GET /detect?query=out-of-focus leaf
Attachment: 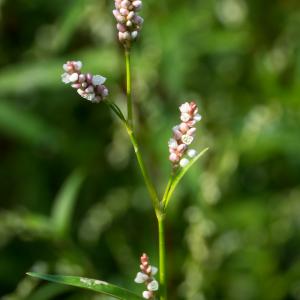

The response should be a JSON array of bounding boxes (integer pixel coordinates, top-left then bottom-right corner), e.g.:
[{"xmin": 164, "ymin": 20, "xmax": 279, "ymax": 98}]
[
  {"xmin": 51, "ymin": 170, "xmax": 85, "ymax": 238},
  {"xmin": 51, "ymin": 0, "xmax": 85, "ymax": 53},
  {"xmin": 27, "ymin": 273, "xmax": 143, "ymax": 300},
  {"xmin": 0, "ymin": 100, "xmax": 61, "ymax": 147},
  {"xmin": 0, "ymin": 49, "xmax": 119, "ymax": 94},
  {"xmin": 163, "ymin": 148, "xmax": 209, "ymax": 209}
]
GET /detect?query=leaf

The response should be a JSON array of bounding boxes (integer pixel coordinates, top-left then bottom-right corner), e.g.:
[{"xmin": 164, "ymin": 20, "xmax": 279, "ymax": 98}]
[
  {"xmin": 51, "ymin": 0, "xmax": 85, "ymax": 53},
  {"xmin": 51, "ymin": 169, "xmax": 85, "ymax": 238},
  {"xmin": 163, "ymin": 148, "xmax": 209, "ymax": 209},
  {"xmin": 26, "ymin": 273, "xmax": 143, "ymax": 300},
  {"xmin": 0, "ymin": 49, "xmax": 119, "ymax": 94},
  {"xmin": 106, "ymin": 101, "xmax": 126, "ymax": 123},
  {"xmin": 0, "ymin": 100, "xmax": 61, "ymax": 148}
]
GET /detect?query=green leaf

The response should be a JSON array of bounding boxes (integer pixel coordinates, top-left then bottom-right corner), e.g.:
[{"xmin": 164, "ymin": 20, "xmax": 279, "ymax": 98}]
[
  {"xmin": 106, "ymin": 101, "xmax": 126, "ymax": 123},
  {"xmin": 0, "ymin": 100, "xmax": 61, "ymax": 148},
  {"xmin": 51, "ymin": 0, "xmax": 85, "ymax": 53},
  {"xmin": 163, "ymin": 148, "xmax": 209, "ymax": 209},
  {"xmin": 51, "ymin": 170, "xmax": 85, "ymax": 238},
  {"xmin": 26, "ymin": 273, "xmax": 143, "ymax": 300}
]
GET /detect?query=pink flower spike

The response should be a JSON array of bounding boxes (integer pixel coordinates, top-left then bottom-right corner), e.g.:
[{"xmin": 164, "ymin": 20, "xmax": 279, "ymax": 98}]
[
  {"xmin": 113, "ymin": 0, "xmax": 144, "ymax": 48},
  {"xmin": 134, "ymin": 253, "xmax": 159, "ymax": 299},
  {"xmin": 61, "ymin": 60, "xmax": 108, "ymax": 103},
  {"xmin": 168, "ymin": 101, "xmax": 202, "ymax": 168}
]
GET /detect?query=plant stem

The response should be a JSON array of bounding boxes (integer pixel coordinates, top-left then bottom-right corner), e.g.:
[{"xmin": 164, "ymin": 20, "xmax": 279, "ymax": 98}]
[
  {"xmin": 158, "ymin": 215, "xmax": 167, "ymax": 300},
  {"xmin": 126, "ymin": 126, "xmax": 161, "ymax": 215},
  {"xmin": 125, "ymin": 49, "xmax": 133, "ymax": 128},
  {"xmin": 124, "ymin": 46, "xmax": 167, "ymax": 300}
]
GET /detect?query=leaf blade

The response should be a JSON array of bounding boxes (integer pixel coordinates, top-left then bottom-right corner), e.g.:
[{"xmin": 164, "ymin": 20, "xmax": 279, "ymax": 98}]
[
  {"xmin": 51, "ymin": 169, "xmax": 85, "ymax": 238},
  {"xmin": 27, "ymin": 273, "xmax": 143, "ymax": 300},
  {"xmin": 163, "ymin": 147, "xmax": 209, "ymax": 209}
]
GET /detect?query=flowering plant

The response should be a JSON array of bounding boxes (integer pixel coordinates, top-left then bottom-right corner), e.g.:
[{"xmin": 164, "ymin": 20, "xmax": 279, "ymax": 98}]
[{"xmin": 27, "ymin": 1, "xmax": 208, "ymax": 299}]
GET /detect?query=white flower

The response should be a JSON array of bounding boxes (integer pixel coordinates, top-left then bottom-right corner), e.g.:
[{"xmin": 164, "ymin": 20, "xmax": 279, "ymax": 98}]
[
  {"xmin": 179, "ymin": 102, "xmax": 190, "ymax": 113},
  {"xmin": 179, "ymin": 158, "xmax": 189, "ymax": 168},
  {"xmin": 92, "ymin": 75, "xmax": 106, "ymax": 86},
  {"xmin": 150, "ymin": 266, "xmax": 158, "ymax": 276},
  {"xmin": 133, "ymin": 0, "xmax": 142, "ymax": 9},
  {"xmin": 63, "ymin": 64, "xmax": 69, "ymax": 72},
  {"xmin": 168, "ymin": 138, "xmax": 178, "ymax": 149},
  {"xmin": 134, "ymin": 272, "xmax": 148, "ymax": 283},
  {"xmin": 74, "ymin": 61, "xmax": 82, "ymax": 70},
  {"xmin": 86, "ymin": 93, "xmax": 96, "ymax": 102},
  {"xmin": 142, "ymin": 291, "xmax": 152, "ymax": 299},
  {"xmin": 147, "ymin": 280, "xmax": 159, "ymax": 291},
  {"xmin": 131, "ymin": 31, "xmax": 138, "ymax": 39},
  {"xmin": 77, "ymin": 89, "xmax": 85, "ymax": 97},
  {"xmin": 194, "ymin": 113, "xmax": 202, "ymax": 122},
  {"xmin": 187, "ymin": 149, "xmax": 197, "ymax": 158},
  {"xmin": 69, "ymin": 73, "xmax": 79, "ymax": 82},
  {"xmin": 61, "ymin": 73, "xmax": 71, "ymax": 84},
  {"xmin": 181, "ymin": 113, "xmax": 190, "ymax": 122},
  {"xmin": 182, "ymin": 134, "xmax": 194, "ymax": 145}
]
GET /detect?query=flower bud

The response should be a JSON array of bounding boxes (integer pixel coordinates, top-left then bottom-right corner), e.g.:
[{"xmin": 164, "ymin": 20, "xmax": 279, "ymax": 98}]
[
  {"xmin": 168, "ymin": 101, "xmax": 202, "ymax": 167},
  {"xmin": 61, "ymin": 61, "xmax": 108, "ymax": 103},
  {"xmin": 113, "ymin": 0, "xmax": 143, "ymax": 48}
]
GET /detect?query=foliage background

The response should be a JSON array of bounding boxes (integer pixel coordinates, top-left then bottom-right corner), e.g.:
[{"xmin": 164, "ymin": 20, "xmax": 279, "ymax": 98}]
[{"xmin": 0, "ymin": 0, "xmax": 300, "ymax": 299}]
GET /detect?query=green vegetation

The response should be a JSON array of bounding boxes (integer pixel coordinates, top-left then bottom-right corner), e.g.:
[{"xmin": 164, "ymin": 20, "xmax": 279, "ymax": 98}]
[{"xmin": 0, "ymin": 0, "xmax": 300, "ymax": 299}]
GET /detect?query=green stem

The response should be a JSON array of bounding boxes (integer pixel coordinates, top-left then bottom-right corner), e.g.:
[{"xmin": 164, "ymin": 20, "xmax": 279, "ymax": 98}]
[
  {"xmin": 125, "ymin": 50, "xmax": 133, "ymax": 128},
  {"xmin": 123, "ymin": 46, "xmax": 167, "ymax": 299},
  {"xmin": 126, "ymin": 126, "xmax": 161, "ymax": 215},
  {"xmin": 158, "ymin": 215, "xmax": 167, "ymax": 300}
]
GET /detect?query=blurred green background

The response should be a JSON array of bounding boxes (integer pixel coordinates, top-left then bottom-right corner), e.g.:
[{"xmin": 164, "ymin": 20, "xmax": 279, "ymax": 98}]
[{"xmin": 0, "ymin": 0, "xmax": 300, "ymax": 299}]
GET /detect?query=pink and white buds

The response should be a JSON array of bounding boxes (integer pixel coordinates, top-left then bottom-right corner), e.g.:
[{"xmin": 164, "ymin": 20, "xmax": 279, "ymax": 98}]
[
  {"xmin": 113, "ymin": 0, "xmax": 144, "ymax": 48},
  {"xmin": 168, "ymin": 101, "xmax": 202, "ymax": 168},
  {"xmin": 61, "ymin": 61, "xmax": 108, "ymax": 103},
  {"xmin": 134, "ymin": 253, "xmax": 159, "ymax": 299}
]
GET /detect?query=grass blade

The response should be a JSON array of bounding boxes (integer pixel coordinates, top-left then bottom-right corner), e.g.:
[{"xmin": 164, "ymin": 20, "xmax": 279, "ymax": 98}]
[
  {"xmin": 51, "ymin": 169, "xmax": 85, "ymax": 238},
  {"xmin": 27, "ymin": 273, "xmax": 143, "ymax": 300},
  {"xmin": 163, "ymin": 148, "xmax": 209, "ymax": 209}
]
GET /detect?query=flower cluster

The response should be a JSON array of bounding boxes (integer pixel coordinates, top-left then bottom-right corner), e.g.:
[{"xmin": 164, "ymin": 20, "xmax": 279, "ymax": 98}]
[
  {"xmin": 134, "ymin": 253, "xmax": 159, "ymax": 299},
  {"xmin": 113, "ymin": 0, "xmax": 144, "ymax": 47},
  {"xmin": 168, "ymin": 101, "xmax": 202, "ymax": 168},
  {"xmin": 61, "ymin": 61, "xmax": 108, "ymax": 103}
]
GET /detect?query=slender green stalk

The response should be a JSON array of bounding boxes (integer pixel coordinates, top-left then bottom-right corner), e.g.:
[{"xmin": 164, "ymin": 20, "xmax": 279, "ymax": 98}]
[
  {"xmin": 125, "ymin": 50, "xmax": 133, "ymax": 128},
  {"xmin": 126, "ymin": 125, "xmax": 161, "ymax": 215},
  {"xmin": 158, "ymin": 215, "xmax": 167, "ymax": 300},
  {"xmin": 124, "ymin": 47, "xmax": 167, "ymax": 300}
]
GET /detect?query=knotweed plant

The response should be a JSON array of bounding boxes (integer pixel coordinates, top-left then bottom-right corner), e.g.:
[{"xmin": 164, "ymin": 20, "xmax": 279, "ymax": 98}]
[{"xmin": 27, "ymin": 1, "xmax": 208, "ymax": 299}]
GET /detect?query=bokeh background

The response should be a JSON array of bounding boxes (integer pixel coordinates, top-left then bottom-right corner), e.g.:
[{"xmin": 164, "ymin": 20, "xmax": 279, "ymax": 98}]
[{"xmin": 0, "ymin": 0, "xmax": 300, "ymax": 299}]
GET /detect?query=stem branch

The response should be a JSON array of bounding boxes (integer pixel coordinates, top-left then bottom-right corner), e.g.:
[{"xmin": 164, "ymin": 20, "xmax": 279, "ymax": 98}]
[
  {"xmin": 126, "ymin": 126, "xmax": 161, "ymax": 215},
  {"xmin": 125, "ymin": 50, "xmax": 133, "ymax": 128},
  {"xmin": 158, "ymin": 215, "xmax": 167, "ymax": 300},
  {"xmin": 124, "ymin": 47, "xmax": 166, "ymax": 300}
]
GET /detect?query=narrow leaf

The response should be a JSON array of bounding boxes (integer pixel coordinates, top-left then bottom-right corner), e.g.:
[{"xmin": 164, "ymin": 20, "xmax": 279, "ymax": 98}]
[
  {"xmin": 163, "ymin": 148, "xmax": 209, "ymax": 209},
  {"xmin": 0, "ymin": 100, "xmax": 61, "ymax": 148},
  {"xmin": 51, "ymin": 170, "xmax": 85, "ymax": 238},
  {"xmin": 106, "ymin": 101, "xmax": 126, "ymax": 122},
  {"xmin": 26, "ymin": 273, "xmax": 143, "ymax": 300}
]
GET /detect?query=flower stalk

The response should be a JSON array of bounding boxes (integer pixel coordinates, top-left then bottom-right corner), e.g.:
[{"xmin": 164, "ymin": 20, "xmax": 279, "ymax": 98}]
[
  {"xmin": 158, "ymin": 215, "xmax": 167, "ymax": 300},
  {"xmin": 125, "ymin": 125, "xmax": 161, "ymax": 216},
  {"xmin": 125, "ymin": 50, "xmax": 133, "ymax": 128},
  {"xmin": 59, "ymin": 3, "xmax": 207, "ymax": 299}
]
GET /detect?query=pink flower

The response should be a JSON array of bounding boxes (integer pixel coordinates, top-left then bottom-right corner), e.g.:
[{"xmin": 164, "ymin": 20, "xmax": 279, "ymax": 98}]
[
  {"xmin": 134, "ymin": 253, "xmax": 159, "ymax": 299},
  {"xmin": 61, "ymin": 61, "xmax": 108, "ymax": 103},
  {"xmin": 113, "ymin": 0, "xmax": 144, "ymax": 47},
  {"xmin": 168, "ymin": 101, "xmax": 202, "ymax": 168}
]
